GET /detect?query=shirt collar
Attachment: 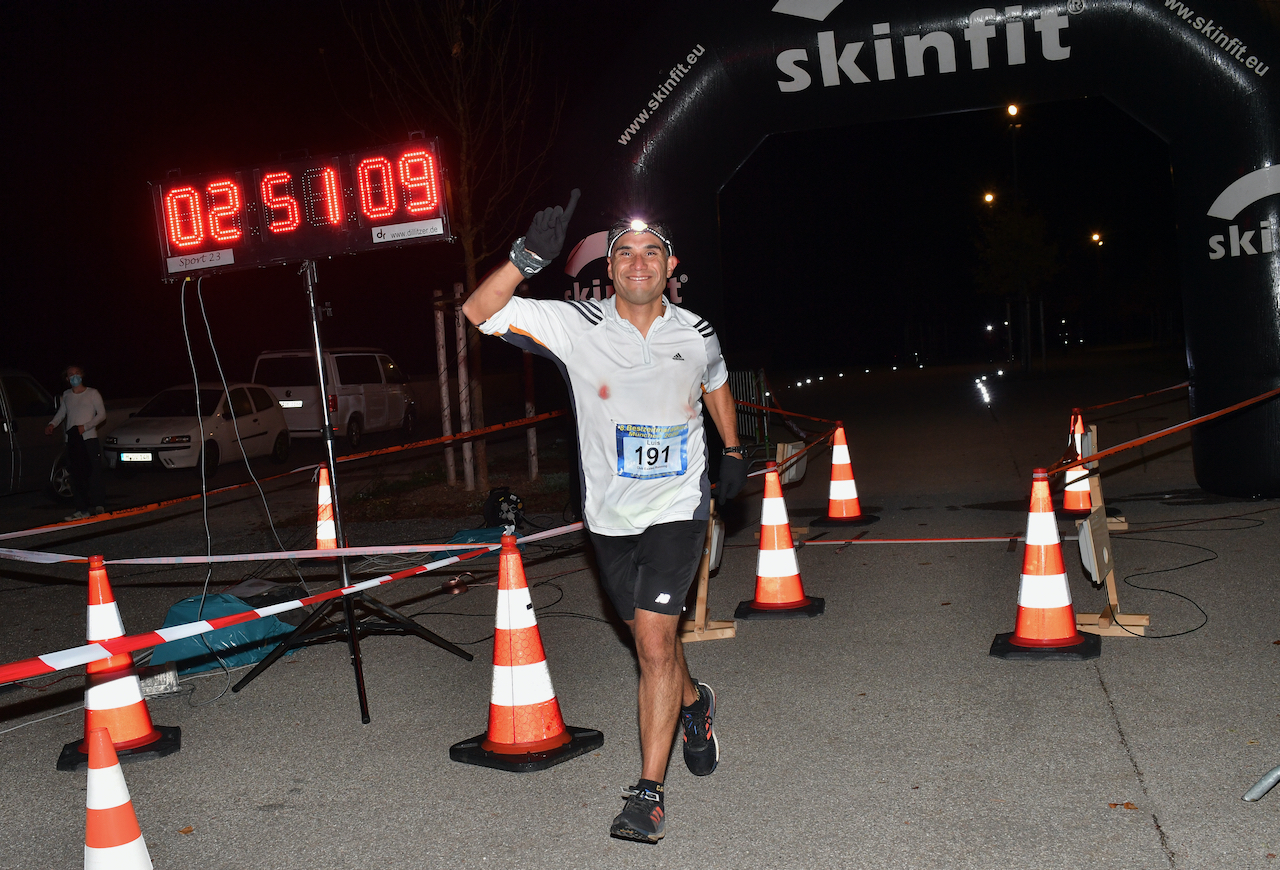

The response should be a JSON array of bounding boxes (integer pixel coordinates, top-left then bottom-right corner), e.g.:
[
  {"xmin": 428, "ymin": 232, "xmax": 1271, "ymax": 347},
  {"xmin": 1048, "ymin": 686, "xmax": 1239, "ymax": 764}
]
[{"xmin": 604, "ymin": 294, "xmax": 670, "ymax": 322}]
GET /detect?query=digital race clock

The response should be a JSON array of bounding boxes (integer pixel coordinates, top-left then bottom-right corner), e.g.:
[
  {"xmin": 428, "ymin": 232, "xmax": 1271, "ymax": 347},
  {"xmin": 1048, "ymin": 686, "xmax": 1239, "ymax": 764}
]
[{"xmin": 149, "ymin": 139, "xmax": 452, "ymax": 279}]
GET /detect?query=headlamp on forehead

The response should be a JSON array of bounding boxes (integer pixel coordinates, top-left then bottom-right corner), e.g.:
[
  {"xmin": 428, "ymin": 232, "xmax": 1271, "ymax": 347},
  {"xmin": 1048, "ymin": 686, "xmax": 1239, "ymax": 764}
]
[{"xmin": 607, "ymin": 218, "xmax": 674, "ymax": 258}]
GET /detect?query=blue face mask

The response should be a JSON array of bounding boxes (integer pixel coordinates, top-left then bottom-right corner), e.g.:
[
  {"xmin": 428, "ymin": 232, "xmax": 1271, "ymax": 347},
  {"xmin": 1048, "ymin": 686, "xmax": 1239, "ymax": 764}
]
[{"xmin": 69, "ymin": 375, "xmax": 83, "ymax": 387}]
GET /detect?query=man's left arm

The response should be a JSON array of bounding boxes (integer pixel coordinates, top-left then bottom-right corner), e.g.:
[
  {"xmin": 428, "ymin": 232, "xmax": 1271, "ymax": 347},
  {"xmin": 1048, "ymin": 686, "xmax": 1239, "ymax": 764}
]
[
  {"xmin": 703, "ymin": 384, "xmax": 741, "ymax": 457},
  {"xmin": 704, "ymin": 383, "xmax": 747, "ymax": 501}
]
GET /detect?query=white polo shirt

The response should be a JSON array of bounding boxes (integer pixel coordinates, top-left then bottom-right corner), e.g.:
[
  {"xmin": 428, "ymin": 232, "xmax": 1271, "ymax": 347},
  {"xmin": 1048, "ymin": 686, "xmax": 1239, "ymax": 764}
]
[{"xmin": 480, "ymin": 294, "xmax": 728, "ymax": 536}]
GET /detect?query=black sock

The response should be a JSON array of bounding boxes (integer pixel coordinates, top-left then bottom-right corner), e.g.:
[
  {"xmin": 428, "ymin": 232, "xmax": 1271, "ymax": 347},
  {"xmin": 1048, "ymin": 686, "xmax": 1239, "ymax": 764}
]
[
  {"xmin": 681, "ymin": 683, "xmax": 703, "ymax": 713},
  {"xmin": 636, "ymin": 779, "xmax": 664, "ymax": 804}
]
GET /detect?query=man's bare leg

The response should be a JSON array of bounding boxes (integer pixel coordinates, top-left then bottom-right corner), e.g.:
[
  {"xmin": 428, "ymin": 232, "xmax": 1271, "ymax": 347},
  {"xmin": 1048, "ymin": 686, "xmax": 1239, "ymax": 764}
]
[{"xmin": 627, "ymin": 610, "xmax": 698, "ymax": 782}]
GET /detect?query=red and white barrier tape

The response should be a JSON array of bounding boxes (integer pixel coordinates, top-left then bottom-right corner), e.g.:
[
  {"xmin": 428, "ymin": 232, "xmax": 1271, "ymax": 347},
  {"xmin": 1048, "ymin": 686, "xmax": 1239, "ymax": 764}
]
[
  {"xmin": 804, "ymin": 536, "xmax": 1024, "ymax": 545},
  {"xmin": 0, "ymin": 539, "xmax": 539, "ymax": 567},
  {"xmin": 0, "ymin": 522, "xmax": 582, "ymax": 686},
  {"xmin": 1083, "ymin": 381, "xmax": 1189, "ymax": 412},
  {"xmin": 734, "ymin": 400, "xmax": 837, "ymax": 426},
  {"xmin": 0, "ymin": 410, "xmax": 567, "ymax": 544},
  {"xmin": 742, "ymin": 427, "xmax": 836, "ymax": 480}
]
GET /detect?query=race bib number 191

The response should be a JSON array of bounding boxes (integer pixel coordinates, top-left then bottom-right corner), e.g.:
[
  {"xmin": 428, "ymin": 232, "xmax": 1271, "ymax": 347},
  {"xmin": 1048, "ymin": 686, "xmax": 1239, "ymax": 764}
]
[{"xmin": 616, "ymin": 423, "xmax": 689, "ymax": 479}]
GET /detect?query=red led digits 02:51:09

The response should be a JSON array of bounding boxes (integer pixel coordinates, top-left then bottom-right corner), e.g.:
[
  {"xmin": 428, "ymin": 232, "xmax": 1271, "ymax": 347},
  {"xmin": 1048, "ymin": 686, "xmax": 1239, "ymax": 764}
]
[{"xmin": 150, "ymin": 141, "xmax": 451, "ymax": 279}]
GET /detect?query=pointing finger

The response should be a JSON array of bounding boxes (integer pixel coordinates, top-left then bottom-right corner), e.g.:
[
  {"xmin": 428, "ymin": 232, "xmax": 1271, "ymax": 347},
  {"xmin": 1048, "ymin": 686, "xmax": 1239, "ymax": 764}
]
[{"xmin": 562, "ymin": 188, "xmax": 581, "ymax": 223}]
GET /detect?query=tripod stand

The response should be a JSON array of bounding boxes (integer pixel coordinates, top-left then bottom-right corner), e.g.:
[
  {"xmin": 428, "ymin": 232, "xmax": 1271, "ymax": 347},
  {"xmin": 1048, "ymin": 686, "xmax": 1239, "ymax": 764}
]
[{"xmin": 231, "ymin": 260, "xmax": 472, "ymax": 723}]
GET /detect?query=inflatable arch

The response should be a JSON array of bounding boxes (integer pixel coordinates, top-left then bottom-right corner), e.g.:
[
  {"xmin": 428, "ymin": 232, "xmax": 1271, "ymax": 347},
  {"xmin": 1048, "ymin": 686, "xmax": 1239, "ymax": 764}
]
[{"xmin": 549, "ymin": 1, "xmax": 1279, "ymax": 497}]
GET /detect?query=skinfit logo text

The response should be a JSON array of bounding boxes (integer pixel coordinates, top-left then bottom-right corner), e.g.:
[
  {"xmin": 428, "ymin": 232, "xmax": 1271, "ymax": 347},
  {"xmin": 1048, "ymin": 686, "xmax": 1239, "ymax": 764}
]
[
  {"xmin": 1206, "ymin": 166, "xmax": 1280, "ymax": 261},
  {"xmin": 775, "ymin": 6, "xmax": 1072, "ymax": 92}
]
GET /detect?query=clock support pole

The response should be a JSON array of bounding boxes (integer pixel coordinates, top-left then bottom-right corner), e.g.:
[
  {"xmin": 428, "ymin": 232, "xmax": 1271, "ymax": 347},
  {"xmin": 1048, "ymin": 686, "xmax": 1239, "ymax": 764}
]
[{"xmin": 230, "ymin": 260, "xmax": 472, "ymax": 722}]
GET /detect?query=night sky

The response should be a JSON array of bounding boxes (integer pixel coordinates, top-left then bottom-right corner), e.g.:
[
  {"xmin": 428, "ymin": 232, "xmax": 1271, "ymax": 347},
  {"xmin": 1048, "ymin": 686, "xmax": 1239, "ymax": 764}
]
[
  {"xmin": 3, "ymin": 3, "xmax": 1182, "ymax": 402},
  {"xmin": 720, "ymin": 98, "xmax": 1180, "ymax": 371}
]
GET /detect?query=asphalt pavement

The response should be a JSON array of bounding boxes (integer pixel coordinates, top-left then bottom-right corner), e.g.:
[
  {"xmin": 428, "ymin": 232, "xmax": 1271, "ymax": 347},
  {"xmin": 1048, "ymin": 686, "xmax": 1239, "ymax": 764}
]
[{"xmin": 1, "ymin": 347, "xmax": 1277, "ymax": 870}]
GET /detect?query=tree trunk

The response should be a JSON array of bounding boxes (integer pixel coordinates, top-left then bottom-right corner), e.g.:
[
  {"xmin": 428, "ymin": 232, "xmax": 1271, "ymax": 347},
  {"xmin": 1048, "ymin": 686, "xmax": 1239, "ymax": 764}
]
[{"xmin": 455, "ymin": 129, "xmax": 488, "ymax": 493}]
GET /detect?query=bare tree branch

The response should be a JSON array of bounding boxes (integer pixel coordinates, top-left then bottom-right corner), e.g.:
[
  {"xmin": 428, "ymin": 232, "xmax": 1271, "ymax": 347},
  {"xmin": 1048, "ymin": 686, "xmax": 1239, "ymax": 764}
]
[
  {"xmin": 338, "ymin": 0, "xmax": 563, "ymax": 493},
  {"xmin": 341, "ymin": 0, "xmax": 562, "ymax": 290}
]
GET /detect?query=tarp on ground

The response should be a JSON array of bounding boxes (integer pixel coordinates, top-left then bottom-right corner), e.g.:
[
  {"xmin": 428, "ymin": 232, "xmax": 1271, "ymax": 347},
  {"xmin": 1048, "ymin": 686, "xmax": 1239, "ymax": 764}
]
[{"xmin": 150, "ymin": 593, "xmax": 297, "ymax": 675}]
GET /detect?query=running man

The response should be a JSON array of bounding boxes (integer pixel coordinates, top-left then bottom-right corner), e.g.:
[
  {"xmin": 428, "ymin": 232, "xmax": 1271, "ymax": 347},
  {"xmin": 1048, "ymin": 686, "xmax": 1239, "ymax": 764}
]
[{"xmin": 462, "ymin": 190, "xmax": 747, "ymax": 842}]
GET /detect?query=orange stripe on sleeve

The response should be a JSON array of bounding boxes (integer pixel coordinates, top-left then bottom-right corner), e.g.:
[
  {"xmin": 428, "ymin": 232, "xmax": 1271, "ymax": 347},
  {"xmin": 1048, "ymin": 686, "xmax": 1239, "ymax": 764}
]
[{"xmin": 507, "ymin": 325, "xmax": 550, "ymax": 350}]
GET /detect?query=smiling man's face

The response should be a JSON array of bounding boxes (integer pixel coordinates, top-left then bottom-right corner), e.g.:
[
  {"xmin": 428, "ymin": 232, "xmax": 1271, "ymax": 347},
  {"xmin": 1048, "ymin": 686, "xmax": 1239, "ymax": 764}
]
[{"xmin": 607, "ymin": 230, "xmax": 678, "ymax": 308}]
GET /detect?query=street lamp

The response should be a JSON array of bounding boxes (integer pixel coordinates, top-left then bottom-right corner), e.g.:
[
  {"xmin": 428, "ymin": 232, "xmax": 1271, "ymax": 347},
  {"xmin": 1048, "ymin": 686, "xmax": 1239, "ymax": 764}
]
[
  {"xmin": 1091, "ymin": 232, "xmax": 1103, "ymax": 246},
  {"xmin": 1007, "ymin": 104, "xmax": 1018, "ymax": 116},
  {"xmin": 984, "ymin": 192, "xmax": 995, "ymax": 203}
]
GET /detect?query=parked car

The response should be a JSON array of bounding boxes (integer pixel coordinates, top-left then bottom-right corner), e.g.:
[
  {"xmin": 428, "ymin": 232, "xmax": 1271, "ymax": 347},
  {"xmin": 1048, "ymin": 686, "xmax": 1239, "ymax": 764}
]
[
  {"xmin": 251, "ymin": 348, "xmax": 415, "ymax": 448},
  {"xmin": 104, "ymin": 382, "xmax": 290, "ymax": 475},
  {"xmin": 1, "ymin": 368, "xmax": 68, "ymax": 497}
]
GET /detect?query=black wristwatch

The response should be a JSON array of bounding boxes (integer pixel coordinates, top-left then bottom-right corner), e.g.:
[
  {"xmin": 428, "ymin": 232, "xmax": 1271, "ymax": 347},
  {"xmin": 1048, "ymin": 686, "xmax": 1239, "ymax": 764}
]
[{"xmin": 722, "ymin": 446, "xmax": 745, "ymax": 457}]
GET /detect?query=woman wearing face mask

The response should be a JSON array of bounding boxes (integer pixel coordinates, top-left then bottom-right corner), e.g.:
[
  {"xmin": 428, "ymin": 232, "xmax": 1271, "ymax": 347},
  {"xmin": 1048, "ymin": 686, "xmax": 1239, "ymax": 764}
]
[{"xmin": 44, "ymin": 364, "xmax": 107, "ymax": 519}]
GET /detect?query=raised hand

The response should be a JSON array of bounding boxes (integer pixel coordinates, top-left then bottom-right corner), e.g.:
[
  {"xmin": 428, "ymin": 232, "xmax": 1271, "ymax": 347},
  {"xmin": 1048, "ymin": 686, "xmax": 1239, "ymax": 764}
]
[{"xmin": 523, "ymin": 188, "xmax": 581, "ymax": 262}]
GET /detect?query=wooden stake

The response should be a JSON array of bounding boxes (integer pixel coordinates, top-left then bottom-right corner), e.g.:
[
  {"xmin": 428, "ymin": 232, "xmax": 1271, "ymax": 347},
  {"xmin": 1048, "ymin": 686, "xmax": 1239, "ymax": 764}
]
[
  {"xmin": 679, "ymin": 503, "xmax": 735, "ymax": 643},
  {"xmin": 1075, "ymin": 505, "xmax": 1149, "ymax": 637},
  {"xmin": 1087, "ymin": 424, "xmax": 1128, "ymax": 531}
]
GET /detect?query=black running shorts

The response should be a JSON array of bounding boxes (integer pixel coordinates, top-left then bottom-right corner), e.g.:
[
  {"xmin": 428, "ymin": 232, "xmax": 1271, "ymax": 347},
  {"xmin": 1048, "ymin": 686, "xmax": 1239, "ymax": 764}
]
[{"xmin": 588, "ymin": 519, "xmax": 707, "ymax": 621}]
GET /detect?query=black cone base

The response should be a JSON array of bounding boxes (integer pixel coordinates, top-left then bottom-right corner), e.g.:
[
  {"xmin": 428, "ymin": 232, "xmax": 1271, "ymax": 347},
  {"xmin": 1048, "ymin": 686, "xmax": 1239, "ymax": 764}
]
[
  {"xmin": 811, "ymin": 514, "xmax": 880, "ymax": 527},
  {"xmin": 735, "ymin": 597, "xmax": 825, "ymax": 620},
  {"xmin": 989, "ymin": 632, "xmax": 1101, "ymax": 661},
  {"xmin": 450, "ymin": 725, "xmax": 603, "ymax": 772},
  {"xmin": 57, "ymin": 725, "xmax": 182, "ymax": 772}
]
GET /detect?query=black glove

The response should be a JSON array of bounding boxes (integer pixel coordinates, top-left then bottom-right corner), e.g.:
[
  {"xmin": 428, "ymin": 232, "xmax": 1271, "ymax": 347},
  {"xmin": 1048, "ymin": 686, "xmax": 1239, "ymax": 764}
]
[
  {"xmin": 511, "ymin": 189, "xmax": 581, "ymax": 277},
  {"xmin": 718, "ymin": 454, "xmax": 747, "ymax": 502}
]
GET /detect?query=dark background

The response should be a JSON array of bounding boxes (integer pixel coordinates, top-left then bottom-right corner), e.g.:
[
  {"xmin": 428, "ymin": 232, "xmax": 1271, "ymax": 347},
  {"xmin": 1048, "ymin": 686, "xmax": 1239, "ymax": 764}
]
[
  {"xmin": 720, "ymin": 98, "xmax": 1180, "ymax": 371},
  {"xmin": 2, "ymin": 2, "xmax": 1183, "ymax": 401}
]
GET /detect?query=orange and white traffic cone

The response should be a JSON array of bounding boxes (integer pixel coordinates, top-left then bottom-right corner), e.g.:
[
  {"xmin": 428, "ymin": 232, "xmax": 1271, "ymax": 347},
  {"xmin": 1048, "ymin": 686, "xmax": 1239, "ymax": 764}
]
[
  {"xmin": 316, "ymin": 465, "xmax": 337, "ymax": 552},
  {"xmin": 84, "ymin": 727, "xmax": 153, "ymax": 870},
  {"xmin": 450, "ymin": 534, "xmax": 602, "ymax": 771},
  {"xmin": 736, "ymin": 461, "xmax": 824, "ymax": 619},
  {"xmin": 1062, "ymin": 409, "xmax": 1092, "ymax": 514},
  {"xmin": 991, "ymin": 469, "xmax": 1100, "ymax": 660},
  {"xmin": 812, "ymin": 423, "xmax": 878, "ymax": 527},
  {"xmin": 58, "ymin": 557, "xmax": 181, "ymax": 772}
]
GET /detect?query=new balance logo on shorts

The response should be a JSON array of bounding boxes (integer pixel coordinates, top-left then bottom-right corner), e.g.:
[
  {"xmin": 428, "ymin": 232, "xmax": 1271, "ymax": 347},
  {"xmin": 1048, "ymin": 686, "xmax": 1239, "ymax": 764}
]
[{"xmin": 655, "ymin": 593, "xmax": 671, "ymax": 604}]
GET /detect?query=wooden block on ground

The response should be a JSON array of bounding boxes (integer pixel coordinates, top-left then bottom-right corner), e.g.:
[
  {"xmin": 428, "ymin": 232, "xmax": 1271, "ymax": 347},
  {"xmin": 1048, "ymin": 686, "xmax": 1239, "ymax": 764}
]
[{"xmin": 678, "ymin": 619, "xmax": 736, "ymax": 643}]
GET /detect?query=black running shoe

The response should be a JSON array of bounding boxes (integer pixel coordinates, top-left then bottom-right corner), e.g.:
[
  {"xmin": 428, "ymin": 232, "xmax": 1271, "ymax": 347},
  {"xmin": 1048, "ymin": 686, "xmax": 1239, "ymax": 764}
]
[
  {"xmin": 610, "ymin": 784, "xmax": 665, "ymax": 843},
  {"xmin": 681, "ymin": 681, "xmax": 719, "ymax": 776}
]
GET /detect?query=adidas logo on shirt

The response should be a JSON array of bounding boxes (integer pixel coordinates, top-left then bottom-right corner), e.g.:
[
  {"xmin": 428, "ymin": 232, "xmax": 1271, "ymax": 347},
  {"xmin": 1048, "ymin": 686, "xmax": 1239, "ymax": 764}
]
[{"xmin": 672, "ymin": 353, "xmax": 684, "ymax": 360}]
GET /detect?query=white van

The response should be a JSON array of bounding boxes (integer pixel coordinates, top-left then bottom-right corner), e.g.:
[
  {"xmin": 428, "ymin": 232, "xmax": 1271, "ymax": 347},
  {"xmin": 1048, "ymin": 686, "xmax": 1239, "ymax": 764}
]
[{"xmin": 251, "ymin": 348, "xmax": 415, "ymax": 448}]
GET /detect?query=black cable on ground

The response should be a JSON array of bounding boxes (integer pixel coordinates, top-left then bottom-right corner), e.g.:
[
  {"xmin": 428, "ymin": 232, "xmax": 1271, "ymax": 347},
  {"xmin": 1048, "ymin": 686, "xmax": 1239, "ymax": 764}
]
[
  {"xmin": 401, "ymin": 563, "xmax": 603, "ymax": 646},
  {"xmin": 1101, "ymin": 505, "xmax": 1277, "ymax": 639},
  {"xmin": 1108, "ymin": 535, "xmax": 1217, "ymax": 639}
]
